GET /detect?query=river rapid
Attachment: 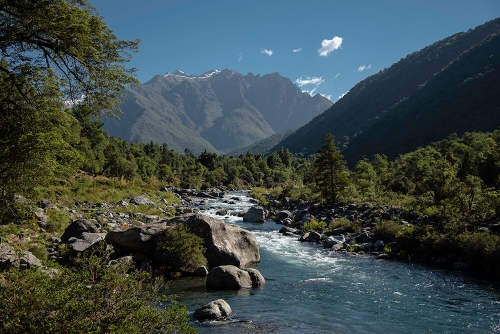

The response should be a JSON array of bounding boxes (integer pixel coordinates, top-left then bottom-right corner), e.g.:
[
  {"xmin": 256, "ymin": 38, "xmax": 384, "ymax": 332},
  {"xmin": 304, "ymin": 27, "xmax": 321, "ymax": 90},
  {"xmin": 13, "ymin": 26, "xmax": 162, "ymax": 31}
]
[{"xmin": 166, "ymin": 191, "xmax": 500, "ymax": 333}]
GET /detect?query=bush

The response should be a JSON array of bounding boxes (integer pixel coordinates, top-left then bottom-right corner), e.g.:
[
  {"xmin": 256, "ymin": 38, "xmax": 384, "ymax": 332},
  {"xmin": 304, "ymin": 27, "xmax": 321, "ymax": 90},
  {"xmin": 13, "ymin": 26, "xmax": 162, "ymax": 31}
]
[
  {"xmin": 372, "ymin": 220, "xmax": 404, "ymax": 242},
  {"xmin": 0, "ymin": 260, "xmax": 196, "ymax": 334},
  {"xmin": 45, "ymin": 208, "xmax": 71, "ymax": 233},
  {"xmin": 302, "ymin": 219, "xmax": 327, "ymax": 233},
  {"xmin": 154, "ymin": 224, "xmax": 207, "ymax": 272},
  {"xmin": 329, "ymin": 218, "xmax": 362, "ymax": 234}
]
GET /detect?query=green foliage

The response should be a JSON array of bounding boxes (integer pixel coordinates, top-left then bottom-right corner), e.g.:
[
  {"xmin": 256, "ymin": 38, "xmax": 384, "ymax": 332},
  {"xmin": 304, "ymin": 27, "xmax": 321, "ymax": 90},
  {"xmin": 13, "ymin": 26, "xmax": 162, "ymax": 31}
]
[
  {"xmin": 278, "ymin": 18, "xmax": 500, "ymax": 163},
  {"xmin": 372, "ymin": 221, "xmax": 405, "ymax": 242},
  {"xmin": 329, "ymin": 218, "xmax": 362, "ymax": 234},
  {"xmin": 302, "ymin": 219, "xmax": 327, "ymax": 233},
  {"xmin": 0, "ymin": 259, "xmax": 196, "ymax": 334},
  {"xmin": 313, "ymin": 134, "xmax": 350, "ymax": 203},
  {"xmin": 154, "ymin": 224, "xmax": 207, "ymax": 272},
  {"xmin": 0, "ymin": 0, "xmax": 138, "ymax": 222},
  {"xmin": 45, "ymin": 208, "xmax": 71, "ymax": 233},
  {"xmin": 28, "ymin": 243, "xmax": 49, "ymax": 262}
]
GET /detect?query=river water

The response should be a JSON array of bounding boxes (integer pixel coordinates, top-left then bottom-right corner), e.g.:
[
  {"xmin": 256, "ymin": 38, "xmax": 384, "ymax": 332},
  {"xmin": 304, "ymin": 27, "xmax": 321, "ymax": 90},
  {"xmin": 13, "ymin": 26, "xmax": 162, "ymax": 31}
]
[{"xmin": 166, "ymin": 191, "xmax": 500, "ymax": 333}]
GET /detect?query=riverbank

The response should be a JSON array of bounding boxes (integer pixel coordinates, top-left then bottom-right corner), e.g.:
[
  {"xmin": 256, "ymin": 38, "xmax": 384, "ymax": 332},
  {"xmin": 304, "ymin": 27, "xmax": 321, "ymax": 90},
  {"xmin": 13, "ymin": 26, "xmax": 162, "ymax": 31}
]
[
  {"xmin": 250, "ymin": 189, "xmax": 500, "ymax": 282},
  {"xmin": 177, "ymin": 190, "xmax": 500, "ymax": 333}
]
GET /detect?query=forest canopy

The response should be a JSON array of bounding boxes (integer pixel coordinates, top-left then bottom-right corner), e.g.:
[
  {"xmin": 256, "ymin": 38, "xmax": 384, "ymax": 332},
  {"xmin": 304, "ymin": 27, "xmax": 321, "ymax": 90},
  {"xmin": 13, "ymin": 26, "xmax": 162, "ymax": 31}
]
[{"xmin": 0, "ymin": 0, "xmax": 139, "ymax": 218}]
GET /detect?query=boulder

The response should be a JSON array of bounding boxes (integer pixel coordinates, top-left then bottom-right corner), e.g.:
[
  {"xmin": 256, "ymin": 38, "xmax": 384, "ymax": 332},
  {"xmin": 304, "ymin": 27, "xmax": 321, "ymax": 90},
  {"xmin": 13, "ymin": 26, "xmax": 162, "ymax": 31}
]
[
  {"xmin": 294, "ymin": 210, "xmax": 309, "ymax": 222},
  {"xmin": 377, "ymin": 253, "xmax": 392, "ymax": 260},
  {"xmin": 193, "ymin": 299, "xmax": 232, "ymax": 321},
  {"xmin": 18, "ymin": 251, "xmax": 42, "ymax": 269},
  {"xmin": 129, "ymin": 196, "xmax": 156, "ymax": 206},
  {"xmin": 0, "ymin": 244, "xmax": 17, "ymax": 270},
  {"xmin": 374, "ymin": 240, "xmax": 385, "ymax": 250},
  {"xmin": 105, "ymin": 222, "xmax": 167, "ymax": 254},
  {"xmin": 279, "ymin": 226, "xmax": 298, "ymax": 234},
  {"xmin": 323, "ymin": 236, "xmax": 344, "ymax": 249},
  {"xmin": 67, "ymin": 232, "xmax": 107, "ymax": 258},
  {"xmin": 243, "ymin": 206, "xmax": 265, "ymax": 223},
  {"xmin": 275, "ymin": 210, "xmax": 293, "ymax": 222},
  {"xmin": 216, "ymin": 209, "xmax": 227, "ymax": 216},
  {"xmin": 244, "ymin": 268, "xmax": 265, "ymax": 287},
  {"xmin": 206, "ymin": 265, "xmax": 252, "ymax": 289},
  {"xmin": 61, "ymin": 219, "xmax": 103, "ymax": 243},
  {"xmin": 0, "ymin": 246, "xmax": 43, "ymax": 271},
  {"xmin": 182, "ymin": 214, "xmax": 260, "ymax": 267},
  {"xmin": 300, "ymin": 231, "xmax": 321, "ymax": 242}
]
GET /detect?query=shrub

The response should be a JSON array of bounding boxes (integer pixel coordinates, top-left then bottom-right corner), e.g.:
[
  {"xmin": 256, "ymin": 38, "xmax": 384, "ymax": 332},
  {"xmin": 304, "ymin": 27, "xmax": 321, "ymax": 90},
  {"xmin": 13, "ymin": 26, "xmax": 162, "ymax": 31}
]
[
  {"xmin": 329, "ymin": 218, "xmax": 362, "ymax": 234},
  {"xmin": 154, "ymin": 224, "xmax": 207, "ymax": 272},
  {"xmin": 28, "ymin": 242, "xmax": 49, "ymax": 261},
  {"xmin": 45, "ymin": 208, "xmax": 71, "ymax": 233},
  {"xmin": 372, "ymin": 220, "xmax": 404, "ymax": 242},
  {"xmin": 302, "ymin": 219, "xmax": 327, "ymax": 233},
  {"xmin": 0, "ymin": 260, "xmax": 196, "ymax": 334}
]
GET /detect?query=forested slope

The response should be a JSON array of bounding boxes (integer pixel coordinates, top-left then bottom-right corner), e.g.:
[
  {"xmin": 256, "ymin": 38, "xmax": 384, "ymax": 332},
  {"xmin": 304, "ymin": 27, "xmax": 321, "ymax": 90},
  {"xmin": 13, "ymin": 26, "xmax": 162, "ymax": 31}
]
[{"xmin": 275, "ymin": 18, "xmax": 500, "ymax": 165}]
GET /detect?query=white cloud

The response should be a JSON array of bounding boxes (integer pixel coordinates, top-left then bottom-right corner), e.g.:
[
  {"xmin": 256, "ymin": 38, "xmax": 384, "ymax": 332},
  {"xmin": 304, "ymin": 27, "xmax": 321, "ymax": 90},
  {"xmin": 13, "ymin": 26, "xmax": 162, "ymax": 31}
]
[
  {"xmin": 303, "ymin": 87, "xmax": 317, "ymax": 96},
  {"xmin": 334, "ymin": 73, "xmax": 341, "ymax": 79},
  {"xmin": 238, "ymin": 53, "xmax": 242, "ymax": 62},
  {"xmin": 260, "ymin": 48, "xmax": 273, "ymax": 56},
  {"xmin": 338, "ymin": 90, "xmax": 350, "ymax": 100},
  {"xmin": 357, "ymin": 64, "xmax": 372, "ymax": 72},
  {"xmin": 320, "ymin": 93, "xmax": 332, "ymax": 101},
  {"xmin": 295, "ymin": 76, "xmax": 324, "ymax": 87},
  {"xmin": 318, "ymin": 36, "xmax": 343, "ymax": 56},
  {"xmin": 293, "ymin": 48, "xmax": 302, "ymax": 53}
]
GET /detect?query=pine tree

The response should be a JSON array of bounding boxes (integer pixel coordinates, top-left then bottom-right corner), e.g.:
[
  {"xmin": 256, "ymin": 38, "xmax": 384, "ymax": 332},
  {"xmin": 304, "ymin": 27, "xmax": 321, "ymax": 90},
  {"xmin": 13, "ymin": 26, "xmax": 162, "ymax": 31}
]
[{"xmin": 313, "ymin": 133, "xmax": 350, "ymax": 203}]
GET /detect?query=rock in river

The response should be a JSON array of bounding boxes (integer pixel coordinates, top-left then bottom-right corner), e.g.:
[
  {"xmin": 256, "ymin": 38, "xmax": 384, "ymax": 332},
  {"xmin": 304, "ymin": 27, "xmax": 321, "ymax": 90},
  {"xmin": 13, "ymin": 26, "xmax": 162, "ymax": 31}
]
[
  {"xmin": 182, "ymin": 214, "xmax": 260, "ymax": 267},
  {"xmin": 194, "ymin": 299, "xmax": 232, "ymax": 321}
]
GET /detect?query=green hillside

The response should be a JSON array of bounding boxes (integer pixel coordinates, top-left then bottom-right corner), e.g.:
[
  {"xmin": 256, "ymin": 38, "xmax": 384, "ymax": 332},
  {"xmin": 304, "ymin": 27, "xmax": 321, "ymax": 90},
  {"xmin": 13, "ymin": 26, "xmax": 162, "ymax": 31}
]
[{"xmin": 275, "ymin": 18, "xmax": 500, "ymax": 165}]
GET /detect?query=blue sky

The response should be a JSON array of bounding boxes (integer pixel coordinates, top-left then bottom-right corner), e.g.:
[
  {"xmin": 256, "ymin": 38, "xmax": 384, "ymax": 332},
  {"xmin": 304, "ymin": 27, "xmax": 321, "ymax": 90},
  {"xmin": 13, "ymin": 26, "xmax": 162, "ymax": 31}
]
[{"xmin": 91, "ymin": 0, "xmax": 499, "ymax": 101}]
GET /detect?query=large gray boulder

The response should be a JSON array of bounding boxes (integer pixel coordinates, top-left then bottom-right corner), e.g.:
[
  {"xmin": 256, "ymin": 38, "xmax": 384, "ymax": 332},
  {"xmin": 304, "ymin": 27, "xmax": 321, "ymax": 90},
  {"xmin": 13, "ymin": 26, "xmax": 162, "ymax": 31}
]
[
  {"xmin": 243, "ymin": 206, "xmax": 265, "ymax": 223},
  {"xmin": 193, "ymin": 299, "xmax": 232, "ymax": 321},
  {"xmin": 183, "ymin": 214, "xmax": 260, "ymax": 267},
  {"xmin": 129, "ymin": 196, "xmax": 156, "ymax": 206},
  {"xmin": 0, "ymin": 246, "xmax": 43, "ymax": 271},
  {"xmin": 67, "ymin": 232, "xmax": 107, "ymax": 259},
  {"xmin": 0, "ymin": 244, "xmax": 18, "ymax": 270},
  {"xmin": 18, "ymin": 251, "xmax": 43, "ymax": 269},
  {"xmin": 105, "ymin": 222, "xmax": 167, "ymax": 254},
  {"xmin": 206, "ymin": 265, "xmax": 253, "ymax": 289},
  {"xmin": 275, "ymin": 210, "xmax": 293, "ymax": 222},
  {"xmin": 244, "ymin": 268, "xmax": 266, "ymax": 287},
  {"xmin": 294, "ymin": 210, "xmax": 310, "ymax": 222},
  {"xmin": 61, "ymin": 219, "xmax": 103, "ymax": 243}
]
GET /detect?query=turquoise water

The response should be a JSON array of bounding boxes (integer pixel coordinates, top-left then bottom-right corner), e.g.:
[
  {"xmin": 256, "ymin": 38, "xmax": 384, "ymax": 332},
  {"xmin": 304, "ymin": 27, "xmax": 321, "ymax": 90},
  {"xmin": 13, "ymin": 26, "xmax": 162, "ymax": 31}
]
[{"xmin": 167, "ymin": 191, "xmax": 500, "ymax": 333}]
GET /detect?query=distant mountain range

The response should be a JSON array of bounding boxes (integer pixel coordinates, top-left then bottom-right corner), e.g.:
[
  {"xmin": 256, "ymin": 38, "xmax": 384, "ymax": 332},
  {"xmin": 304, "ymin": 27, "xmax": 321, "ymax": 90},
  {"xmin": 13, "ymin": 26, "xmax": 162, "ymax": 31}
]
[
  {"xmin": 104, "ymin": 69, "xmax": 333, "ymax": 154},
  {"xmin": 272, "ymin": 18, "xmax": 500, "ymax": 166}
]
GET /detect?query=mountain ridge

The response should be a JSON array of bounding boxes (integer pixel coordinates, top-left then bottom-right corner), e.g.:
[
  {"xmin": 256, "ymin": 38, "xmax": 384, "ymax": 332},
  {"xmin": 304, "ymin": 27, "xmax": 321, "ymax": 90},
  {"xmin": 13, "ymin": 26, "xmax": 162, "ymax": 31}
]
[
  {"xmin": 105, "ymin": 69, "xmax": 332, "ymax": 154},
  {"xmin": 272, "ymin": 17, "xmax": 500, "ymax": 165}
]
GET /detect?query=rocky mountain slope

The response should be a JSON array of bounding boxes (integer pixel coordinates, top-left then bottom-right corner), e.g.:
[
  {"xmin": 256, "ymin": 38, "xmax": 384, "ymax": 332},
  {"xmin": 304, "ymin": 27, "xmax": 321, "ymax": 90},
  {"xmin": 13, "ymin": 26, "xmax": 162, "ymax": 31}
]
[
  {"xmin": 104, "ymin": 69, "xmax": 332, "ymax": 154},
  {"xmin": 273, "ymin": 18, "xmax": 500, "ymax": 165}
]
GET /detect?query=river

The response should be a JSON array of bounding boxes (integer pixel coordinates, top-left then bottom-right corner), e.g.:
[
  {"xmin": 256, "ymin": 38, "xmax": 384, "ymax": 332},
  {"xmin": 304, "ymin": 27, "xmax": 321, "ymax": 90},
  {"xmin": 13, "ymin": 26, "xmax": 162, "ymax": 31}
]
[{"xmin": 166, "ymin": 191, "xmax": 500, "ymax": 333}]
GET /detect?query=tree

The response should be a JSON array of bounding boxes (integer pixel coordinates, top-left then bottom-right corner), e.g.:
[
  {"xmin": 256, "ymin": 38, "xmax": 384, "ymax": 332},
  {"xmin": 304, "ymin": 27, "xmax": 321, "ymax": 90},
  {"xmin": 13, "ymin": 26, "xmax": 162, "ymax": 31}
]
[
  {"xmin": 0, "ymin": 0, "xmax": 139, "ymax": 115},
  {"xmin": 313, "ymin": 133, "xmax": 350, "ymax": 203},
  {"xmin": 0, "ymin": 0, "xmax": 138, "ymax": 220}
]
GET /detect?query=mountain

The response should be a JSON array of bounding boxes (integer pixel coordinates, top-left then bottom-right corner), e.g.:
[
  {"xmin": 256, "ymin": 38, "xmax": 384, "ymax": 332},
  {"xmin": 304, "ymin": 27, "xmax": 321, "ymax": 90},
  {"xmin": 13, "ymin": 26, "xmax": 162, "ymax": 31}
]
[
  {"xmin": 274, "ymin": 18, "xmax": 500, "ymax": 165},
  {"xmin": 104, "ymin": 69, "xmax": 333, "ymax": 154},
  {"xmin": 228, "ymin": 128, "xmax": 298, "ymax": 157}
]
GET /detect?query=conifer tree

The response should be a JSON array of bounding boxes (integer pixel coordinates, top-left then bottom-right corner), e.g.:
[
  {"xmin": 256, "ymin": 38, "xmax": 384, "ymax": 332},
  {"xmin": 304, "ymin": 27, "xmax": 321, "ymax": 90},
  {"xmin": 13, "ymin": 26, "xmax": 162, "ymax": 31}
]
[{"xmin": 313, "ymin": 133, "xmax": 350, "ymax": 203}]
